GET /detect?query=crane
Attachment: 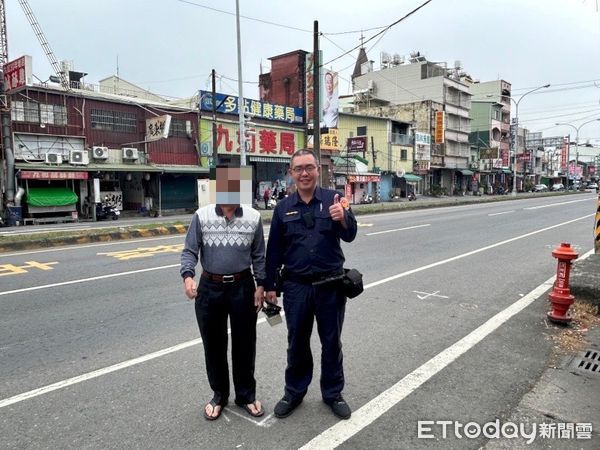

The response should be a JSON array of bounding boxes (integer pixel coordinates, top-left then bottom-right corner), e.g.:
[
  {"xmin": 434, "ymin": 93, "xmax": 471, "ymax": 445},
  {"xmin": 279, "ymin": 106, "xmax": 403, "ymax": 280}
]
[{"xmin": 17, "ymin": 0, "xmax": 70, "ymax": 90}]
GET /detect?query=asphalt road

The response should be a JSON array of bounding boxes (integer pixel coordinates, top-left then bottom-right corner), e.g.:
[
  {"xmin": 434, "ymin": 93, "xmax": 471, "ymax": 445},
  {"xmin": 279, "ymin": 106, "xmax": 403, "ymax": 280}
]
[{"xmin": 0, "ymin": 194, "xmax": 597, "ymax": 449}]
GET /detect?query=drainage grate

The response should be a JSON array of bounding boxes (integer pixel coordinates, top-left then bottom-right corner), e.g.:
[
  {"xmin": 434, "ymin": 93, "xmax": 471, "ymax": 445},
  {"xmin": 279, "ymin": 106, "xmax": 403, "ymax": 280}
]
[{"xmin": 571, "ymin": 349, "xmax": 600, "ymax": 375}]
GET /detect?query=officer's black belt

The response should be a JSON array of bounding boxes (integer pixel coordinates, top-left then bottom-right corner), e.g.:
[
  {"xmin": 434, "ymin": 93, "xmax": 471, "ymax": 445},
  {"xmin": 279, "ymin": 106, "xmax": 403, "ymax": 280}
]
[
  {"xmin": 201, "ymin": 268, "xmax": 252, "ymax": 283},
  {"xmin": 282, "ymin": 270, "xmax": 344, "ymax": 285}
]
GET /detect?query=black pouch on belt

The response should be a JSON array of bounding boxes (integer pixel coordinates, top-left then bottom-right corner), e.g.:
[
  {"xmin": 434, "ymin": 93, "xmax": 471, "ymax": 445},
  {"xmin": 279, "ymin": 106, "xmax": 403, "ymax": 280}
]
[{"xmin": 342, "ymin": 268, "xmax": 364, "ymax": 299}]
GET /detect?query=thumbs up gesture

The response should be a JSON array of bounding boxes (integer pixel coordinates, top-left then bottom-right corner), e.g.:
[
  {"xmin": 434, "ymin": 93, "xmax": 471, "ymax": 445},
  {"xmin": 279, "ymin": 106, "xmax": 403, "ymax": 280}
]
[{"xmin": 329, "ymin": 193, "xmax": 345, "ymax": 222}]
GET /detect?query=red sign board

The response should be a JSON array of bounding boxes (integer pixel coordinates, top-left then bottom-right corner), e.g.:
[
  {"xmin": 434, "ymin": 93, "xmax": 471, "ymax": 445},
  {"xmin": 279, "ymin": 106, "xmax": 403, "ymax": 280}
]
[
  {"xmin": 434, "ymin": 111, "xmax": 444, "ymax": 144},
  {"xmin": 347, "ymin": 136, "xmax": 367, "ymax": 152},
  {"xmin": 3, "ymin": 55, "xmax": 32, "ymax": 92},
  {"xmin": 348, "ymin": 174, "xmax": 380, "ymax": 183},
  {"xmin": 20, "ymin": 171, "xmax": 88, "ymax": 180}
]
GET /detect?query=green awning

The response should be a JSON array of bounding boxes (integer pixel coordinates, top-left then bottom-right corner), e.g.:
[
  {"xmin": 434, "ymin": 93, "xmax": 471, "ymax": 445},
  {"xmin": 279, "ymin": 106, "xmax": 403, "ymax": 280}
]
[
  {"xmin": 402, "ymin": 173, "xmax": 422, "ymax": 182},
  {"xmin": 459, "ymin": 169, "xmax": 474, "ymax": 175},
  {"xmin": 26, "ymin": 187, "xmax": 78, "ymax": 207},
  {"xmin": 502, "ymin": 169, "xmax": 512, "ymax": 174}
]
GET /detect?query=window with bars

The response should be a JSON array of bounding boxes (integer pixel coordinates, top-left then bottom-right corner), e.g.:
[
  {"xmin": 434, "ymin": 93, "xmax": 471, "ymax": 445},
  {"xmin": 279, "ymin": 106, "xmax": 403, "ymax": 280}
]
[
  {"xmin": 11, "ymin": 101, "xmax": 67, "ymax": 125},
  {"xmin": 401, "ymin": 149, "xmax": 408, "ymax": 160},
  {"xmin": 91, "ymin": 108, "xmax": 137, "ymax": 133},
  {"xmin": 169, "ymin": 118, "xmax": 189, "ymax": 138}
]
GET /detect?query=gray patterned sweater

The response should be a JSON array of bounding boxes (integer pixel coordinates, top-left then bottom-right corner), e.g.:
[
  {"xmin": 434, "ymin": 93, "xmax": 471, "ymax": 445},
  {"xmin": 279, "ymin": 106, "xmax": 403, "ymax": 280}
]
[{"xmin": 180, "ymin": 204, "xmax": 266, "ymax": 286}]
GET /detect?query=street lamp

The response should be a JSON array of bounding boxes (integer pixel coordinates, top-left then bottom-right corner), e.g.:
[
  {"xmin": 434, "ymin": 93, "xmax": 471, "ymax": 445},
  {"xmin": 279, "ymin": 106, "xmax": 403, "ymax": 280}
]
[
  {"xmin": 555, "ymin": 118, "xmax": 600, "ymax": 183},
  {"xmin": 510, "ymin": 84, "xmax": 550, "ymax": 196}
]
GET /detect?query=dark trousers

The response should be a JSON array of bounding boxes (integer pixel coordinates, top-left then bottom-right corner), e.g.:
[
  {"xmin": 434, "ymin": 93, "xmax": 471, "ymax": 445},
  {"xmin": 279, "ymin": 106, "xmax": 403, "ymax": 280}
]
[
  {"xmin": 195, "ymin": 275, "xmax": 258, "ymax": 405},
  {"xmin": 282, "ymin": 280, "xmax": 346, "ymax": 403}
]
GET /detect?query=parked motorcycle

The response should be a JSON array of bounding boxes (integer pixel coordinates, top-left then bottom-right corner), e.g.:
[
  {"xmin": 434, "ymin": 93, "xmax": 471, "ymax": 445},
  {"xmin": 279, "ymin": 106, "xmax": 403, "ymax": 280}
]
[
  {"xmin": 96, "ymin": 201, "xmax": 120, "ymax": 220},
  {"xmin": 407, "ymin": 191, "xmax": 417, "ymax": 201},
  {"xmin": 359, "ymin": 192, "xmax": 373, "ymax": 204}
]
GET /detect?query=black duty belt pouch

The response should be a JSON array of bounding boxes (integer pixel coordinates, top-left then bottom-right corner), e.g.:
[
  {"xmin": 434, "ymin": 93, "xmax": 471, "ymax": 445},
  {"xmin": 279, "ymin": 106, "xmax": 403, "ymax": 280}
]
[{"xmin": 342, "ymin": 268, "xmax": 363, "ymax": 299}]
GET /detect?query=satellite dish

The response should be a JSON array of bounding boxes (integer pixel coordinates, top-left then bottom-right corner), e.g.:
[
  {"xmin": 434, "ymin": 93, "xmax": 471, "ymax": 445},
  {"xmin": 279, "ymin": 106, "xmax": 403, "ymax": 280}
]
[{"xmin": 396, "ymin": 169, "xmax": 406, "ymax": 178}]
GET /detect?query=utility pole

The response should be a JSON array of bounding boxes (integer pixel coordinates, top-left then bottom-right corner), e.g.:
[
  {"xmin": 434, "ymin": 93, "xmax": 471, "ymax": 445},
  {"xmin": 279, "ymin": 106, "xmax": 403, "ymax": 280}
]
[
  {"xmin": 235, "ymin": 0, "xmax": 246, "ymax": 166},
  {"xmin": 211, "ymin": 69, "xmax": 218, "ymax": 167},
  {"xmin": 313, "ymin": 20, "xmax": 321, "ymax": 184}
]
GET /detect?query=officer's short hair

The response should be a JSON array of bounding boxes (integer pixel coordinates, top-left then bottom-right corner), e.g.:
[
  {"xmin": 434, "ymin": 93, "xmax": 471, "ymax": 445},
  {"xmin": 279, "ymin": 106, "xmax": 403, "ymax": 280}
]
[{"xmin": 290, "ymin": 149, "xmax": 318, "ymax": 167}]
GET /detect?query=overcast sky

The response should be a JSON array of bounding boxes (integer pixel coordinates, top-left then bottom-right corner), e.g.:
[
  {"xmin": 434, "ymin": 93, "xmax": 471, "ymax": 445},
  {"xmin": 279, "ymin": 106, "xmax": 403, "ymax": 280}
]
[{"xmin": 5, "ymin": 0, "xmax": 600, "ymax": 145}]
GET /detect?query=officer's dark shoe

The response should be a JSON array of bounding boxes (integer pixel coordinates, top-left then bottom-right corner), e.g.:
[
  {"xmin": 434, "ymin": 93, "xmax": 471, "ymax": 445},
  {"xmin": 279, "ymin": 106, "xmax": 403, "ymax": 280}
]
[
  {"xmin": 274, "ymin": 396, "xmax": 302, "ymax": 418},
  {"xmin": 326, "ymin": 395, "xmax": 351, "ymax": 420}
]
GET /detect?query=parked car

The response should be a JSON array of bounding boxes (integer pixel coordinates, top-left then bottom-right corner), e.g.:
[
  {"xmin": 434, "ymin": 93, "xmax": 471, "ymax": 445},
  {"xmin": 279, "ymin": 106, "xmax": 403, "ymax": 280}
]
[
  {"xmin": 550, "ymin": 183, "xmax": 565, "ymax": 191},
  {"xmin": 531, "ymin": 184, "xmax": 549, "ymax": 192},
  {"xmin": 586, "ymin": 182, "xmax": 598, "ymax": 192}
]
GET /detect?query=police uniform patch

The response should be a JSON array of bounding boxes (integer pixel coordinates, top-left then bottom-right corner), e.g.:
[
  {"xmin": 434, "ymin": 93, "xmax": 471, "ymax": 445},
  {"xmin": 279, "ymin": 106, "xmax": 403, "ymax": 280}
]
[{"xmin": 340, "ymin": 197, "xmax": 350, "ymax": 210}]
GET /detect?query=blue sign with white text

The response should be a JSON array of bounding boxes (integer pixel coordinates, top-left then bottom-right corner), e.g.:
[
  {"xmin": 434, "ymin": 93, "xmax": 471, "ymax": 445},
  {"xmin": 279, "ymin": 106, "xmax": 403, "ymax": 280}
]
[{"xmin": 199, "ymin": 91, "xmax": 304, "ymax": 124}]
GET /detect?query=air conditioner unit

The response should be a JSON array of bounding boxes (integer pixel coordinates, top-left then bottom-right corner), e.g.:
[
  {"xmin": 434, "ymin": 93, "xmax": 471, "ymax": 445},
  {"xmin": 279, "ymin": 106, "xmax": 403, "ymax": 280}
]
[
  {"xmin": 45, "ymin": 153, "xmax": 61, "ymax": 164},
  {"xmin": 122, "ymin": 147, "xmax": 139, "ymax": 160},
  {"xmin": 70, "ymin": 150, "xmax": 89, "ymax": 165},
  {"xmin": 92, "ymin": 146, "xmax": 109, "ymax": 160}
]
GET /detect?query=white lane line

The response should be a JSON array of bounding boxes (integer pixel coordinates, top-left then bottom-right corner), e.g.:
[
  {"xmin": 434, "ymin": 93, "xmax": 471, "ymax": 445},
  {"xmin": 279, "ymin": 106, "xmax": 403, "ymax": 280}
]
[
  {"xmin": 0, "ymin": 235, "xmax": 185, "ymax": 258},
  {"xmin": 0, "ymin": 264, "xmax": 180, "ymax": 297},
  {"xmin": 524, "ymin": 198, "xmax": 592, "ymax": 210},
  {"xmin": 364, "ymin": 214, "xmax": 592, "ymax": 290},
  {"xmin": 0, "ymin": 316, "xmax": 265, "ymax": 410},
  {"xmin": 299, "ymin": 276, "xmax": 556, "ymax": 449},
  {"xmin": 488, "ymin": 210, "xmax": 514, "ymax": 216},
  {"xmin": 0, "ymin": 215, "xmax": 592, "ymax": 409},
  {"xmin": 365, "ymin": 224, "xmax": 430, "ymax": 236}
]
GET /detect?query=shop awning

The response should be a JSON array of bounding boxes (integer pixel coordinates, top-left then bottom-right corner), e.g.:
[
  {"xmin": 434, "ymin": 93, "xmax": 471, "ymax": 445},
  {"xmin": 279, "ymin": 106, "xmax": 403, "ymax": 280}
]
[
  {"xmin": 402, "ymin": 173, "xmax": 422, "ymax": 182},
  {"xmin": 26, "ymin": 187, "xmax": 78, "ymax": 207},
  {"xmin": 15, "ymin": 162, "xmax": 163, "ymax": 172},
  {"xmin": 502, "ymin": 169, "xmax": 512, "ymax": 174},
  {"xmin": 459, "ymin": 169, "xmax": 474, "ymax": 176}
]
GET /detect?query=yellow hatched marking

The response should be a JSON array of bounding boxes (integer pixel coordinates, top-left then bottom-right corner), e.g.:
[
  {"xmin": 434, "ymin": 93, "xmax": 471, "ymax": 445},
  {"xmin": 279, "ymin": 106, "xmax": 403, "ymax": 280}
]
[
  {"xmin": 0, "ymin": 261, "xmax": 59, "ymax": 277},
  {"xmin": 98, "ymin": 244, "xmax": 184, "ymax": 261}
]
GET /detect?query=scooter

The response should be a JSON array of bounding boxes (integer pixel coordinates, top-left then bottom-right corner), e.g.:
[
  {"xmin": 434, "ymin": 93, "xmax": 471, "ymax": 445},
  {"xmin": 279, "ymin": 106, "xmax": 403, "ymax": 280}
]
[
  {"xmin": 359, "ymin": 193, "xmax": 373, "ymax": 204},
  {"xmin": 96, "ymin": 202, "xmax": 120, "ymax": 220},
  {"xmin": 407, "ymin": 191, "xmax": 417, "ymax": 201}
]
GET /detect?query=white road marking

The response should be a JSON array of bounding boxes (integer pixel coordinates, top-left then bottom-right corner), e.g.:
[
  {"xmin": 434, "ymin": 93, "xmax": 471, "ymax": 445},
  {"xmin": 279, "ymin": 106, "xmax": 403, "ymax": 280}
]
[
  {"xmin": 412, "ymin": 290, "xmax": 449, "ymax": 300},
  {"xmin": 364, "ymin": 214, "xmax": 592, "ymax": 290},
  {"xmin": 0, "ymin": 317, "xmax": 265, "ymax": 409},
  {"xmin": 0, "ymin": 216, "xmax": 592, "ymax": 413},
  {"xmin": 0, "ymin": 235, "xmax": 184, "ymax": 258},
  {"xmin": 523, "ymin": 198, "xmax": 592, "ymax": 210},
  {"xmin": 365, "ymin": 224, "xmax": 430, "ymax": 236},
  {"xmin": 488, "ymin": 210, "xmax": 514, "ymax": 216},
  {"xmin": 0, "ymin": 264, "xmax": 180, "ymax": 297},
  {"xmin": 299, "ymin": 276, "xmax": 557, "ymax": 449}
]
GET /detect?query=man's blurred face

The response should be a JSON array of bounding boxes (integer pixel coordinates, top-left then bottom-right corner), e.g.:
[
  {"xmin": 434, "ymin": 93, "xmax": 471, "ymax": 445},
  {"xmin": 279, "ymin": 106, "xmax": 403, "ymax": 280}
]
[
  {"xmin": 325, "ymin": 73, "xmax": 334, "ymax": 96},
  {"xmin": 290, "ymin": 154, "xmax": 319, "ymax": 192},
  {"xmin": 209, "ymin": 166, "xmax": 253, "ymax": 205}
]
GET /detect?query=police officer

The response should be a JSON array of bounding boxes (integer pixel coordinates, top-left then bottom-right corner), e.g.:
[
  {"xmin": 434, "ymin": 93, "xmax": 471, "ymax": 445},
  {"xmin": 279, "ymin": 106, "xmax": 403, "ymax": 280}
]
[{"xmin": 265, "ymin": 149, "xmax": 357, "ymax": 420}]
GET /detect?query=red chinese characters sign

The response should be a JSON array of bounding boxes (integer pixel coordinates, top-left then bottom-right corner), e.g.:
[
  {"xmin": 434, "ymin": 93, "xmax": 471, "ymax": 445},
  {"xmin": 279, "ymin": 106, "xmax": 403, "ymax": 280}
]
[
  {"xmin": 202, "ymin": 120, "xmax": 304, "ymax": 157},
  {"xmin": 20, "ymin": 171, "xmax": 88, "ymax": 180},
  {"xmin": 3, "ymin": 55, "xmax": 32, "ymax": 92}
]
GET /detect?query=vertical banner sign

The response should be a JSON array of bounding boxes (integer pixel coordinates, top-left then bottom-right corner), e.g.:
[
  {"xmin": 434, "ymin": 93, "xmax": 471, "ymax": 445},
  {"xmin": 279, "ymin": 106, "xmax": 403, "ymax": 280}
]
[
  {"xmin": 560, "ymin": 138, "xmax": 568, "ymax": 170},
  {"xmin": 321, "ymin": 70, "xmax": 339, "ymax": 128},
  {"xmin": 434, "ymin": 111, "xmax": 445, "ymax": 144},
  {"xmin": 305, "ymin": 53, "xmax": 316, "ymax": 125}
]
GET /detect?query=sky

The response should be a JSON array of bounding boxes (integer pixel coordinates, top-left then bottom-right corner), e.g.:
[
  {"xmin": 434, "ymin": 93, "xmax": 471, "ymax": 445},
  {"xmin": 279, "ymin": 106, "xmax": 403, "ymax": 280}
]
[{"xmin": 5, "ymin": 0, "xmax": 600, "ymax": 149}]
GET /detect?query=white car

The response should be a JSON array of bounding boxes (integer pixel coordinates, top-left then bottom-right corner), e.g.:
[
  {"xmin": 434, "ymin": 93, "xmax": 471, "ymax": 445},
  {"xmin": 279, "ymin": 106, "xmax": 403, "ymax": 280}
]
[
  {"xmin": 586, "ymin": 182, "xmax": 598, "ymax": 192},
  {"xmin": 550, "ymin": 183, "xmax": 565, "ymax": 191}
]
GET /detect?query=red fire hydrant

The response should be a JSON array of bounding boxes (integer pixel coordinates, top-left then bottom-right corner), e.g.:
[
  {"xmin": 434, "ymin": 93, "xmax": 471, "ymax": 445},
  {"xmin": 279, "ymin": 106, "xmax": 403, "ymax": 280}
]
[{"xmin": 547, "ymin": 242, "xmax": 579, "ymax": 323}]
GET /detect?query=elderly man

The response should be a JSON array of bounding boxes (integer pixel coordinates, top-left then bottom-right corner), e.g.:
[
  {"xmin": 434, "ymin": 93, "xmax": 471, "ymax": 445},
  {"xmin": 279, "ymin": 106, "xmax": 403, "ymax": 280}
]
[{"xmin": 181, "ymin": 166, "xmax": 266, "ymax": 421}]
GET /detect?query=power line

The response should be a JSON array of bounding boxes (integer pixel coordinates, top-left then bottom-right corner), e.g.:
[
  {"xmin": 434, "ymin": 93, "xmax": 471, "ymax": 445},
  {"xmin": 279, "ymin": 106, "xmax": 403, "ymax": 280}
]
[{"xmin": 322, "ymin": 0, "xmax": 434, "ymax": 66}]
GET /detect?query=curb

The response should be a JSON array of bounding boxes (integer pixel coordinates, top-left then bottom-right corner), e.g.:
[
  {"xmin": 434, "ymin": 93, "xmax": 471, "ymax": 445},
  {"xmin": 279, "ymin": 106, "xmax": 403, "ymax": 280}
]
[{"xmin": 0, "ymin": 224, "xmax": 189, "ymax": 252}]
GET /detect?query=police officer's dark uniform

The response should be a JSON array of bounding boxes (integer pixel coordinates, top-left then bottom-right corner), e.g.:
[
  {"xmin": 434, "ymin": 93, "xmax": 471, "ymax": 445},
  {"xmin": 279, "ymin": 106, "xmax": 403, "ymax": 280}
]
[{"xmin": 265, "ymin": 186, "xmax": 357, "ymax": 418}]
